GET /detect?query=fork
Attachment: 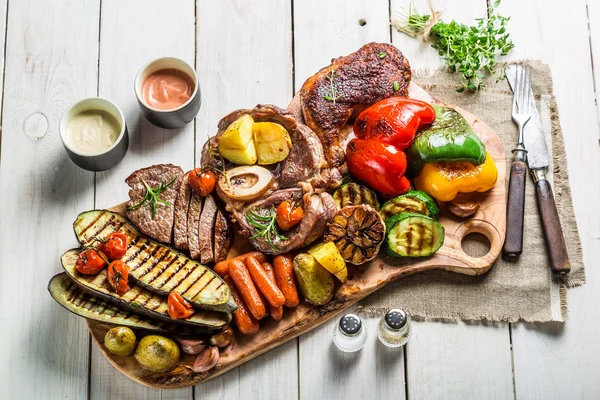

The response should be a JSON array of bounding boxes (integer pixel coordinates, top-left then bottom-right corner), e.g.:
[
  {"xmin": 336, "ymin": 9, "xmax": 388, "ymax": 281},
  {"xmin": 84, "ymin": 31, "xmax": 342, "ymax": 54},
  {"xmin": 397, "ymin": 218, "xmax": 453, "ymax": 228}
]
[{"xmin": 502, "ymin": 65, "xmax": 532, "ymax": 260}]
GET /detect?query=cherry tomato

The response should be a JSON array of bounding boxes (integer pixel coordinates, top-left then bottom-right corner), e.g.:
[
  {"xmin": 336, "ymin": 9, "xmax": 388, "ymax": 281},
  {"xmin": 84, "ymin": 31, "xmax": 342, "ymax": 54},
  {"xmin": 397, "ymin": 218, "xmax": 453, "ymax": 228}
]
[
  {"xmin": 346, "ymin": 138, "xmax": 411, "ymax": 196},
  {"xmin": 99, "ymin": 232, "xmax": 128, "ymax": 260},
  {"xmin": 107, "ymin": 260, "xmax": 130, "ymax": 295},
  {"xmin": 354, "ymin": 98, "xmax": 436, "ymax": 150},
  {"xmin": 168, "ymin": 292, "xmax": 195, "ymax": 319},
  {"xmin": 276, "ymin": 201, "xmax": 304, "ymax": 231},
  {"xmin": 75, "ymin": 249, "xmax": 108, "ymax": 275},
  {"xmin": 188, "ymin": 168, "xmax": 216, "ymax": 197}
]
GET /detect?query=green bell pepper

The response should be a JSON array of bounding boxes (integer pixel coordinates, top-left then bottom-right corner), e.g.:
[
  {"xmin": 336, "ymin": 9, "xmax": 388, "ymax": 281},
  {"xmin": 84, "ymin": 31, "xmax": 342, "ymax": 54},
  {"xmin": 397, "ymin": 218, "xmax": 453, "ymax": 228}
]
[{"xmin": 406, "ymin": 105, "xmax": 486, "ymax": 176}]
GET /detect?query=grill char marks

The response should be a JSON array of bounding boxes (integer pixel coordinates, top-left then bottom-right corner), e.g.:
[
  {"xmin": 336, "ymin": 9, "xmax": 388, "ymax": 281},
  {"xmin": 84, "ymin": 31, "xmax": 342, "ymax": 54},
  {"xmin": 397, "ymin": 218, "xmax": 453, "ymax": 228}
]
[
  {"xmin": 299, "ymin": 42, "xmax": 411, "ymax": 167},
  {"xmin": 125, "ymin": 164, "xmax": 184, "ymax": 244}
]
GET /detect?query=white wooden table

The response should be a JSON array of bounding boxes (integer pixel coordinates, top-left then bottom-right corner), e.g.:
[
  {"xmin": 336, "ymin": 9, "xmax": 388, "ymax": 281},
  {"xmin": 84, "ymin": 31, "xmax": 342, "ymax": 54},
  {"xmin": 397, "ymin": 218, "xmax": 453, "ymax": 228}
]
[{"xmin": 1, "ymin": 0, "xmax": 599, "ymax": 398}]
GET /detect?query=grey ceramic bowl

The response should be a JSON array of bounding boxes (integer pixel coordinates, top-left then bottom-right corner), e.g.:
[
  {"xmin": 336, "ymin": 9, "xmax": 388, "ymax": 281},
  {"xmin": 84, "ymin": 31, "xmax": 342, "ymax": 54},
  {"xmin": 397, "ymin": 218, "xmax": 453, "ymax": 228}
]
[
  {"xmin": 134, "ymin": 57, "xmax": 201, "ymax": 129},
  {"xmin": 59, "ymin": 98, "xmax": 129, "ymax": 171}
]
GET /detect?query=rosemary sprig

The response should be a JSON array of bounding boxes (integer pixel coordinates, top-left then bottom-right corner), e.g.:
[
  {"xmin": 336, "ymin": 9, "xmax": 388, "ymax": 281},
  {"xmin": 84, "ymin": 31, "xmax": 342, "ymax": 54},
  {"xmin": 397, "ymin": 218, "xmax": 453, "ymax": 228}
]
[
  {"xmin": 323, "ymin": 68, "xmax": 343, "ymax": 104},
  {"xmin": 127, "ymin": 176, "xmax": 177, "ymax": 218},
  {"xmin": 204, "ymin": 135, "xmax": 229, "ymax": 188},
  {"xmin": 245, "ymin": 207, "xmax": 288, "ymax": 252}
]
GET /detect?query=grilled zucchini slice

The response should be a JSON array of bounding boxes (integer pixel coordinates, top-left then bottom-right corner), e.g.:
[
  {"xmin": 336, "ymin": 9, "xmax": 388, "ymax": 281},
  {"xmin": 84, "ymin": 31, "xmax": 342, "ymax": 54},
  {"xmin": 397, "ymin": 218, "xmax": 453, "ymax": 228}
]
[
  {"xmin": 385, "ymin": 212, "xmax": 444, "ymax": 258},
  {"xmin": 73, "ymin": 210, "xmax": 235, "ymax": 313},
  {"xmin": 333, "ymin": 182, "xmax": 380, "ymax": 210},
  {"xmin": 61, "ymin": 249, "xmax": 230, "ymax": 328},
  {"xmin": 48, "ymin": 273, "xmax": 216, "ymax": 335},
  {"xmin": 379, "ymin": 190, "xmax": 440, "ymax": 221}
]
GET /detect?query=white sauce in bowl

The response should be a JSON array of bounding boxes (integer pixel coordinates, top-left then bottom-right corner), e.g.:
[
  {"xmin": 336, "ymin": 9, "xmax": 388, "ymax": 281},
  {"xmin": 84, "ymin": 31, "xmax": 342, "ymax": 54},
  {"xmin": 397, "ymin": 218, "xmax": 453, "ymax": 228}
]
[{"xmin": 67, "ymin": 110, "xmax": 121, "ymax": 154}]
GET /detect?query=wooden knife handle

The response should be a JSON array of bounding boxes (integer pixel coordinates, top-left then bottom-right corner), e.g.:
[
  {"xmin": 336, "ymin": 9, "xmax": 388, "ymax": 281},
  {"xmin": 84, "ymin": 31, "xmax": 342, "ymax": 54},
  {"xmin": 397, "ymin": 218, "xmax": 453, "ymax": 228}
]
[
  {"xmin": 503, "ymin": 160, "xmax": 527, "ymax": 260},
  {"xmin": 535, "ymin": 179, "xmax": 570, "ymax": 275}
]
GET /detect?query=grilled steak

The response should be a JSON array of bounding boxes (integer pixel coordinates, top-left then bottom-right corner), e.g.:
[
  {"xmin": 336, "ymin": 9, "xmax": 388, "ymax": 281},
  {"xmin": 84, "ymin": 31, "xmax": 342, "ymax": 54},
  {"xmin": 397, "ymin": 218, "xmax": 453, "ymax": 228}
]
[
  {"xmin": 201, "ymin": 104, "xmax": 331, "ymax": 190},
  {"xmin": 187, "ymin": 191, "xmax": 203, "ymax": 260},
  {"xmin": 199, "ymin": 194, "xmax": 218, "ymax": 264},
  {"xmin": 237, "ymin": 188, "xmax": 336, "ymax": 255},
  {"xmin": 214, "ymin": 209, "xmax": 233, "ymax": 263},
  {"xmin": 173, "ymin": 172, "xmax": 192, "ymax": 249},
  {"xmin": 299, "ymin": 43, "xmax": 411, "ymax": 166},
  {"xmin": 125, "ymin": 164, "xmax": 184, "ymax": 243}
]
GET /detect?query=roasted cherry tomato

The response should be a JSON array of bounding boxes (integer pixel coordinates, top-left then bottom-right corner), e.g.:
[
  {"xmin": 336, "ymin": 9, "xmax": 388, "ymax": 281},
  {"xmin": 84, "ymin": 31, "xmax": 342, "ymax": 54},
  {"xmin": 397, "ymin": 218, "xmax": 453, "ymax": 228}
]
[
  {"xmin": 107, "ymin": 260, "xmax": 130, "ymax": 295},
  {"xmin": 188, "ymin": 168, "xmax": 216, "ymax": 197},
  {"xmin": 75, "ymin": 249, "xmax": 108, "ymax": 275},
  {"xmin": 168, "ymin": 292, "xmax": 195, "ymax": 319},
  {"xmin": 99, "ymin": 232, "xmax": 128, "ymax": 260},
  {"xmin": 354, "ymin": 98, "xmax": 436, "ymax": 150},
  {"xmin": 276, "ymin": 201, "xmax": 304, "ymax": 231},
  {"xmin": 346, "ymin": 138, "xmax": 411, "ymax": 196}
]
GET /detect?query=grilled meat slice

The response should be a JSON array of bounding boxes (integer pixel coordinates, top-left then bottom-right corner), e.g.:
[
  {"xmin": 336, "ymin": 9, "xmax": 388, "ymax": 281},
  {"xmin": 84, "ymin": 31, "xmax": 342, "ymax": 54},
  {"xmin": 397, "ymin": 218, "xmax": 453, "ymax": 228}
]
[
  {"xmin": 174, "ymin": 172, "xmax": 192, "ymax": 249},
  {"xmin": 214, "ymin": 209, "xmax": 233, "ymax": 263},
  {"xmin": 125, "ymin": 164, "xmax": 184, "ymax": 243},
  {"xmin": 199, "ymin": 194, "xmax": 218, "ymax": 264},
  {"xmin": 187, "ymin": 191, "xmax": 203, "ymax": 260},
  {"xmin": 299, "ymin": 42, "xmax": 412, "ymax": 166}
]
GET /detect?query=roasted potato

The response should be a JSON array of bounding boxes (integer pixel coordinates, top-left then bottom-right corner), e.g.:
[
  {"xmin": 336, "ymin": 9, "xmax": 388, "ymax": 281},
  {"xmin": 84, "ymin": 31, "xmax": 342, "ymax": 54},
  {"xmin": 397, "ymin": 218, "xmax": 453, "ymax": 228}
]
[
  {"xmin": 104, "ymin": 326, "xmax": 136, "ymax": 356},
  {"xmin": 307, "ymin": 242, "xmax": 348, "ymax": 282},
  {"xmin": 218, "ymin": 115, "xmax": 257, "ymax": 165},
  {"xmin": 293, "ymin": 253, "xmax": 335, "ymax": 305},
  {"xmin": 252, "ymin": 122, "xmax": 292, "ymax": 165},
  {"xmin": 134, "ymin": 335, "xmax": 180, "ymax": 373}
]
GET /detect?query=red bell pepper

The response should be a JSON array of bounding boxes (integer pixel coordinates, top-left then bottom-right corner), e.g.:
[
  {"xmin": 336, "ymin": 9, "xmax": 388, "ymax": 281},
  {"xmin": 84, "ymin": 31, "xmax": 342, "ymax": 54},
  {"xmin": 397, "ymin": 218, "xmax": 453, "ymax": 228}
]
[
  {"xmin": 353, "ymin": 98, "xmax": 436, "ymax": 149},
  {"xmin": 345, "ymin": 138, "xmax": 411, "ymax": 196}
]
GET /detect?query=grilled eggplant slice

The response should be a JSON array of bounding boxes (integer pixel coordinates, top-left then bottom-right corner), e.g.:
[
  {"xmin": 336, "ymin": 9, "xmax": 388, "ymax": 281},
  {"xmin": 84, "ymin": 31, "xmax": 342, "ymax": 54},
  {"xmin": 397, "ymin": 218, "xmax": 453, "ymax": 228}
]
[
  {"xmin": 48, "ymin": 273, "xmax": 216, "ymax": 335},
  {"xmin": 73, "ymin": 210, "xmax": 236, "ymax": 313},
  {"xmin": 61, "ymin": 249, "xmax": 230, "ymax": 328}
]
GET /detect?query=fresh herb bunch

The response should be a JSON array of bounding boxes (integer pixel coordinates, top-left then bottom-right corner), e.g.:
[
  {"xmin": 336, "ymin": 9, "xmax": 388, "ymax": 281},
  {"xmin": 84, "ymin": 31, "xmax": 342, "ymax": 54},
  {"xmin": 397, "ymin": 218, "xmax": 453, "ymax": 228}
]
[
  {"xmin": 245, "ymin": 207, "xmax": 288, "ymax": 252},
  {"xmin": 395, "ymin": 0, "xmax": 514, "ymax": 91},
  {"xmin": 323, "ymin": 68, "xmax": 343, "ymax": 103},
  {"xmin": 127, "ymin": 177, "xmax": 177, "ymax": 218}
]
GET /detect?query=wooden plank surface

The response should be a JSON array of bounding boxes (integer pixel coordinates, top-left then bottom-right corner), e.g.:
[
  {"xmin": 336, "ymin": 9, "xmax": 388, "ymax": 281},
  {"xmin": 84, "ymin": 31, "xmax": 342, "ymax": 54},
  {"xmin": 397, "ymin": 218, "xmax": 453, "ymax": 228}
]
[
  {"xmin": 0, "ymin": 0, "xmax": 98, "ymax": 398},
  {"xmin": 498, "ymin": 0, "xmax": 600, "ymax": 398},
  {"xmin": 391, "ymin": 2, "xmax": 515, "ymax": 399},
  {"xmin": 91, "ymin": 0, "xmax": 196, "ymax": 398},
  {"xmin": 193, "ymin": 1, "xmax": 299, "ymax": 398}
]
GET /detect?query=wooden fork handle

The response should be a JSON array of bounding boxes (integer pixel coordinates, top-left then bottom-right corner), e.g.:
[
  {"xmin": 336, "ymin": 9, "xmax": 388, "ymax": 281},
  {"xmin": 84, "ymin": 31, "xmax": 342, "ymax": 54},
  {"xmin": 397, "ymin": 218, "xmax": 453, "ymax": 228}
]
[
  {"xmin": 535, "ymin": 179, "xmax": 570, "ymax": 275},
  {"xmin": 503, "ymin": 160, "xmax": 527, "ymax": 260}
]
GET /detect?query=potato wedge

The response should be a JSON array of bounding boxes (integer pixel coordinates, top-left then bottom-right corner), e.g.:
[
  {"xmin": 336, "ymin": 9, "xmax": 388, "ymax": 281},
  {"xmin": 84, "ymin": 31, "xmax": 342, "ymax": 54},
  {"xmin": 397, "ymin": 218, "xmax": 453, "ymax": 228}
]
[
  {"xmin": 308, "ymin": 242, "xmax": 348, "ymax": 282},
  {"xmin": 252, "ymin": 122, "xmax": 292, "ymax": 165},
  {"xmin": 219, "ymin": 115, "xmax": 257, "ymax": 165},
  {"xmin": 293, "ymin": 253, "xmax": 335, "ymax": 305}
]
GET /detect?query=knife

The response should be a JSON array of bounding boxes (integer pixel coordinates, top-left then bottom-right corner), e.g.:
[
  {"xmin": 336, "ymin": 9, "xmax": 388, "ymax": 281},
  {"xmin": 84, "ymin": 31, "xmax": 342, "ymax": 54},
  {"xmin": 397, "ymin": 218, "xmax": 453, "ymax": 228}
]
[{"xmin": 505, "ymin": 65, "xmax": 570, "ymax": 275}]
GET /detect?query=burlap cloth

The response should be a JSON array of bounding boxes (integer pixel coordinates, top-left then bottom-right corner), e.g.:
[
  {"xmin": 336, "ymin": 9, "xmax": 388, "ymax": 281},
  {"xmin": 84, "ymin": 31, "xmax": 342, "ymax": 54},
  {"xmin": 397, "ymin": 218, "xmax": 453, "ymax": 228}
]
[{"xmin": 357, "ymin": 60, "xmax": 585, "ymax": 322}]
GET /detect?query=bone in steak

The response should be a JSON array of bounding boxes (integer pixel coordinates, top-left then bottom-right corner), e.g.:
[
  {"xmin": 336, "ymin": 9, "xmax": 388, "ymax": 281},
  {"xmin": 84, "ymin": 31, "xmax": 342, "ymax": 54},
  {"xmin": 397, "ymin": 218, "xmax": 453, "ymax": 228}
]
[
  {"xmin": 187, "ymin": 191, "xmax": 203, "ymax": 260},
  {"xmin": 173, "ymin": 172, "xmax": 192, "ymax": 249},
  {"xmin": 213, "ymin": 209, "xmax": 232, "ymax": 263},
  {"xmin": 199, "ymin": 194, "xmax": 218, "ymax": 264},
  {"xmin": 125, "ymin": 164, "xmax": 184, "ymax": 244},
  {"xmin": 299, "ymin": 42, "xmax": 411, "ymax": 167}
]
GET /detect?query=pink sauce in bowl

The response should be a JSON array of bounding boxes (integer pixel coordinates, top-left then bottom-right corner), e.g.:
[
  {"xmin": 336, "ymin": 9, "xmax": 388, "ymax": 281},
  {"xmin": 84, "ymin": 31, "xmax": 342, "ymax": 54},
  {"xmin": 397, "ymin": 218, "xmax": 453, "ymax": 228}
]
[{"xmin": 141, "ymin": 68, "xmax": 195, "ymax": 110}]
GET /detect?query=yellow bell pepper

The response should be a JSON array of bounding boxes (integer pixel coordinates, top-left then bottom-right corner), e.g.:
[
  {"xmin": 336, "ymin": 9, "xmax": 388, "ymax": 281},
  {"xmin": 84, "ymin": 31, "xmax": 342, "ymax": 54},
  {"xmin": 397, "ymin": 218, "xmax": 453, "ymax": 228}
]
[{"xmin": 414, "ymin": 151, "xmax": 498, "ymax": 202}]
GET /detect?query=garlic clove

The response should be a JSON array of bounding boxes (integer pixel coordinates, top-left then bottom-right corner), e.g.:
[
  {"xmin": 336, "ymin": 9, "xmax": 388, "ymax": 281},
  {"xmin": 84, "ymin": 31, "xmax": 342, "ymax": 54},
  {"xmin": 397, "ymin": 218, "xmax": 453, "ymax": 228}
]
[
  {"xmin": 177, "ymin": 338, "xmax": 208, "ymax": 355},
  {"xmin": 192, "ymin": 346, "xmax": 220, "ymax": 373}
]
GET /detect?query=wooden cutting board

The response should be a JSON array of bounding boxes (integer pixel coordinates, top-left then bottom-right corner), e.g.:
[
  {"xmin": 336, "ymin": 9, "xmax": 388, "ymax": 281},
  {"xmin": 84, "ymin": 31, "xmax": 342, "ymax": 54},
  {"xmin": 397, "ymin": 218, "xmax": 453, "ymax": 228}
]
[{"xmin": 86, "ymin": 83, "xmax": 506, "ymax": 388}]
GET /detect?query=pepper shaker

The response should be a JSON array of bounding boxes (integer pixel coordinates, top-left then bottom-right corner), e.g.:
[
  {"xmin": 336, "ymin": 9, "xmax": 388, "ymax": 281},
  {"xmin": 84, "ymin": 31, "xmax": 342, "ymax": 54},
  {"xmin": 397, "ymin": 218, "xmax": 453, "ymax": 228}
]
[
  {"xmin": 378, "ymin": 309, "xmax": 411, "ymax": 348},
  {"xmin": 333, "ymin": 314, "xmax": 367, "ymax": 353}
]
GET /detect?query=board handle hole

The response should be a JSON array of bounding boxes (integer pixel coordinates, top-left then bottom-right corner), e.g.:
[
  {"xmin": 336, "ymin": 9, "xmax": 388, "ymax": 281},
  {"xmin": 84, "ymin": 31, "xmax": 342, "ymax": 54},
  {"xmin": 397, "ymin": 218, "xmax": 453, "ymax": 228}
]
[{"xmin": 461, "ymin": 233, "xmax": 491, "ymax": 258}]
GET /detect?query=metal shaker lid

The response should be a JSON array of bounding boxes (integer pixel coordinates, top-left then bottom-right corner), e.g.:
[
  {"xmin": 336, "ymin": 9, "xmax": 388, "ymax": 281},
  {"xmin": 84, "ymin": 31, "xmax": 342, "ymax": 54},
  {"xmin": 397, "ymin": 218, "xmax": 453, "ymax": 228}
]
[
  {"xmin": 339, "ymin": 314, "xmax": 362, "ymax": 336},
  {"xmin": 384, "ymin": 309, "xmax": 407, "ymax": 330}
]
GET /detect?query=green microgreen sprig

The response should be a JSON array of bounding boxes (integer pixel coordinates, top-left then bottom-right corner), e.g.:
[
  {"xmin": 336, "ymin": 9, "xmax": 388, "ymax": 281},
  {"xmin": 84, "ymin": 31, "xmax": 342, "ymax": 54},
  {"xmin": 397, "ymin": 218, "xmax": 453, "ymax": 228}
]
[
  {"xmin": 323, "ymin": 68, "xmax": 343, "ymax": 104},
  {"xmin": 245, "ymin": 207, "xmax": 288, "ymax": 252},
  {"xmin": 127, "ymin": 177, "xmax": 177, "ymax": 218}
]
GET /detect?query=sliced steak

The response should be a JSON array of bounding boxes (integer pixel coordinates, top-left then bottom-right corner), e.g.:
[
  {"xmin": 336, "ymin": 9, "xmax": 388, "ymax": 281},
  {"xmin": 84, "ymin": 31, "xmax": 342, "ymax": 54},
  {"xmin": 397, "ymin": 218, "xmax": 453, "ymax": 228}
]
[
  {"xmin": 237, "ymin": 188, "xmax": 335, "ymax": 255},
  {"xmin": 199, "ymin": 194, "xmax": 218, "ymax": 264},
  {"xmin": 173, "ymin": 172, "xmax": 192, "ymax": 249},
  {"xmin": 187, "ymin": 191, "xmax": 203, "ymax": 260},
  {"xmin": 213, "ymin": 208, "xmax": 233, "ymax": 263},
  {"xmin": 125, "ymin": 164, "xmax": 183, "ymax": 244}
]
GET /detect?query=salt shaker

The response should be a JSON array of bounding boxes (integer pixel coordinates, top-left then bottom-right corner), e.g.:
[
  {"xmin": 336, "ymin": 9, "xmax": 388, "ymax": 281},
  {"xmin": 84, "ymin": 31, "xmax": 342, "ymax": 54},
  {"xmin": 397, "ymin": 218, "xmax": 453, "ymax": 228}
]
[
  {"xmin": 378, "ymin": 309, "xmax": 411, "ymax": 348},
  {"xmin": 333, "ymin": 314, "xmax": 367, "ymax": 353}
]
